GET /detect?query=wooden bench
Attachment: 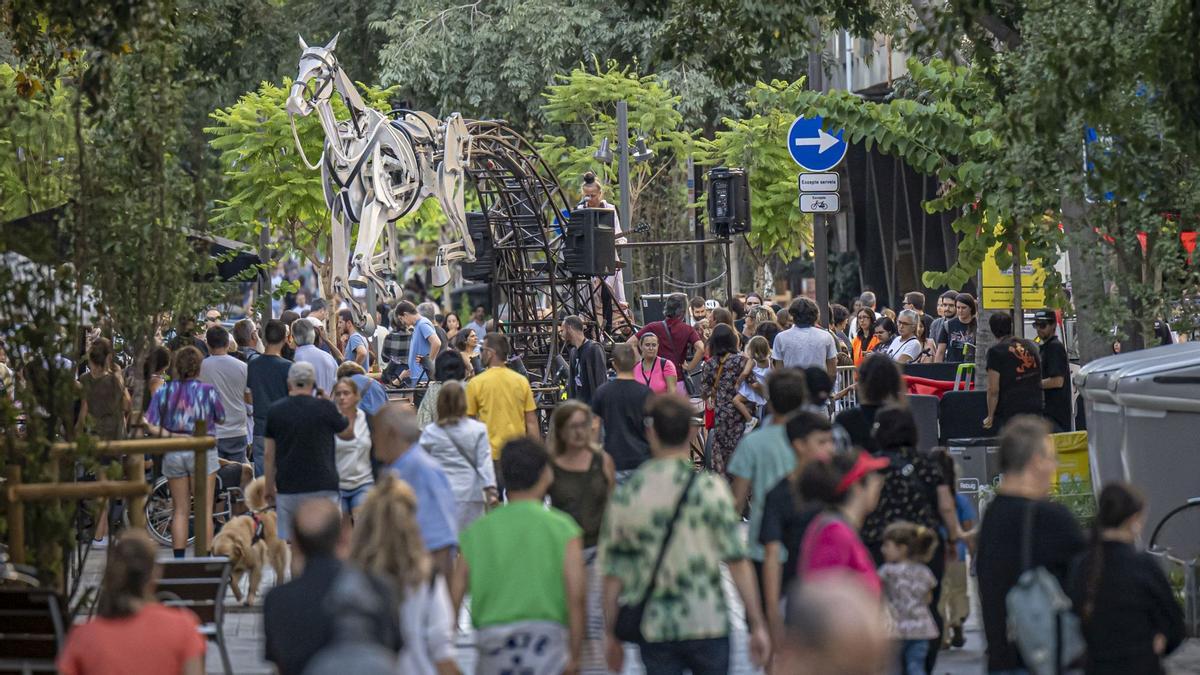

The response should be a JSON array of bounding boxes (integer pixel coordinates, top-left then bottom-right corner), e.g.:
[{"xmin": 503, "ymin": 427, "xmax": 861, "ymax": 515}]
[
  {"xmin": 155, "ymin": 557, "xmax": 233, "ymax": 675},
  {"xmin": 0, "ymin": 588, "xmax": 66, "ymax": 674}
]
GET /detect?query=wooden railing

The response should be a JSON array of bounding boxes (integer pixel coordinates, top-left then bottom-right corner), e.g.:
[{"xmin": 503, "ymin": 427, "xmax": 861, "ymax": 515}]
[{"xmin": 3, "ymin": 422, "xmax": 216, "ymax": 564}]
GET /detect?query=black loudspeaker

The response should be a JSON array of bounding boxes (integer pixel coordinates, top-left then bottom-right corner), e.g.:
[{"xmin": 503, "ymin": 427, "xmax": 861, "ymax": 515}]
[
  {"xmin": 707, "ymin": 167, "xmax": 751, "ymax": 237},
  {"xmin": 460, "ymin": 212, "xmax": 495, "ymax": 281},
  {"xmin": 564, "ymin": 208, "xmax": 616, "ymax": 277},
  {"xmin": 640, "ymin": 293, "xmax": 667, "ymax": 323}
]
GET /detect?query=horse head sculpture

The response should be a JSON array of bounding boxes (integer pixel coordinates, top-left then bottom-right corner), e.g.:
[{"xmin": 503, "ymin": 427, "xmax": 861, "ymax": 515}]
[{"xmin": 285, "ymin": 34, "xmax": 475, "ymax": 326}]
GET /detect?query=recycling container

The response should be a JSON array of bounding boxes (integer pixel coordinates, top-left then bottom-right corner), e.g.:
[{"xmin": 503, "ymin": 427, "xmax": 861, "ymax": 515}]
[
  {"xmin": 1111, "ymin": 350, "xmax": 1200, "ymax": 559},
  {"xmin": 948, "ymin": 437, "xmax": 1001, "ymax": 512},
  {"xmin": 1075, "ymin": 343, "xmax": 1200, "ymax": 491}
]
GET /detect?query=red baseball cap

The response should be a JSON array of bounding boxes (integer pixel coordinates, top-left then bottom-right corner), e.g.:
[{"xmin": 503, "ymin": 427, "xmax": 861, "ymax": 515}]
[{"xmin": 835, "ymin": 451, "xmax": 890, "ymax": 495}]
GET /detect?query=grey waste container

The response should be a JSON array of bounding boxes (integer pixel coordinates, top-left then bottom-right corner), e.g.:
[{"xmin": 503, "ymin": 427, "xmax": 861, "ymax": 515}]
[
  {"xmin": 948, "ymin": 437, "xmax": 1001, "ymax": 512},
  {"xmin": 1075, "ymin": 343, "xmax": 1200, "ymax": 491},
  {"xmin": 1111, "ymin": 350, "xmax": 1200, "ymax": 560}
]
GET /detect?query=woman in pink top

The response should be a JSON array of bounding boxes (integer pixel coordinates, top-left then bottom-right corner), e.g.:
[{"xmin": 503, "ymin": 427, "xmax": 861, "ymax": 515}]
[
  {"xmin": 633, "ymin": 332, "xmax": 677, "ymax": 394},
  {"xmin": 796, "ymin": 450, "xmax": 889, "ymax": 597}
]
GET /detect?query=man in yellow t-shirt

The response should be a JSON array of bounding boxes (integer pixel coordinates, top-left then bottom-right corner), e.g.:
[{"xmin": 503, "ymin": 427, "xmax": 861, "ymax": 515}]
[{"xmin": 467, "ymin": 333, "xmax": 540, "ymax": 465}]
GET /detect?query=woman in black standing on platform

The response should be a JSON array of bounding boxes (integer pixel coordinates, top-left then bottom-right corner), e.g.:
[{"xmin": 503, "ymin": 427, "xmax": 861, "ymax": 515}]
[{"xmin": 1068, "ymin": 482, "xmax": 1185, "ymax": 675}]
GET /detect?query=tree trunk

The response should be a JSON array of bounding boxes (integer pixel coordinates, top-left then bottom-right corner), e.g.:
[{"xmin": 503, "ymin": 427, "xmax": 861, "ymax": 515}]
[{"xmin": 1060, "ymin": 196, "xmax": 1111, "ymax": 363}]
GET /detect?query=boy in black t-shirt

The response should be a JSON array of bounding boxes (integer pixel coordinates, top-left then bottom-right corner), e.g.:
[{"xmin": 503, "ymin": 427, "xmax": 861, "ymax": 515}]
[
  {"xmin": 983, "ymin": 312, "xmax": 1043, "ymax": 433},
  {"xmin": 935, "ymin": 292, "xmax": 978, "ymax": 363},
  {"xmin": 590, "ymin": 344, "xmax": 652, "ymax": 481},
  {"xmin": 757, "ymin": 412, "xmax": 836, "ymax": 644}
]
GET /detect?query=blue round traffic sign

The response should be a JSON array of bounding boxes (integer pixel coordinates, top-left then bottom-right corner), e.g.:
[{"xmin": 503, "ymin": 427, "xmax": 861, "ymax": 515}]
[{"xmin": 787, "ymin": 116, "xmax": 847, "ymax": 172}]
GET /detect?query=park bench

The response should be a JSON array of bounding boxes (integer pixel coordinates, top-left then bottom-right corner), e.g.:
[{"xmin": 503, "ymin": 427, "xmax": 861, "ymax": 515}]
[
  {"xmin": 0, "ymin": 588, "xmax": 67, "ymax": 675},
  {"xmin": 155, "ymin": 556, "xmax": 233, "ymax": 675}
]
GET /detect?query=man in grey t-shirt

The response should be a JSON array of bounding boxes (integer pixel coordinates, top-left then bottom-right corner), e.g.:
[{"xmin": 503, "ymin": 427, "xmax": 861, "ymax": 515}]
[
  {"xmin": 199, "ymin": 326, "xmax": 250, "ymax": 462},
  {"xmin": 772, "ymin": 297, "xmax": 837, "ymax": 379}
]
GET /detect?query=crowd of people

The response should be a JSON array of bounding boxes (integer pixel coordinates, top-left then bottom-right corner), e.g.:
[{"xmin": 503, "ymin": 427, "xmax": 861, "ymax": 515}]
[{"xmin": 52, "ymin": 288, "xmax": 1184, "ymax": 675}]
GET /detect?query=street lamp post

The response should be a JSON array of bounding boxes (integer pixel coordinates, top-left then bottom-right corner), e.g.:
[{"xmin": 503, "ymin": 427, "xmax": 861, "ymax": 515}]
[{"xmin": 595, "ymin": 100, "xmax": 653, "ymax": 305}]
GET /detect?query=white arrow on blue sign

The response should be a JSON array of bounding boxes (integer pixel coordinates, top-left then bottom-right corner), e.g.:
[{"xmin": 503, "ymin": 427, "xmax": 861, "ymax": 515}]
[{"xmin": 787, "ymin": 115, "xmax": 848, "ymax": 172}]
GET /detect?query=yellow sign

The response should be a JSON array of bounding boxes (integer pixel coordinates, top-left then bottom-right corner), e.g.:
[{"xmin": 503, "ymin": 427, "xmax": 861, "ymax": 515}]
[
  {"xmin": 981, "ymin": 239, "xmax": 1047, "ymax": 309},
  {"xmin": 1052, "ymin": 431, "xmax": 1090, "ymax": 490}
]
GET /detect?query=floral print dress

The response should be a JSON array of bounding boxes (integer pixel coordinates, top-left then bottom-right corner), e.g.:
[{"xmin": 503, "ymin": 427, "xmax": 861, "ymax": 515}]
[{"xmin": 701, "ymin": 352, "xmax": 746, "ymax": 477}]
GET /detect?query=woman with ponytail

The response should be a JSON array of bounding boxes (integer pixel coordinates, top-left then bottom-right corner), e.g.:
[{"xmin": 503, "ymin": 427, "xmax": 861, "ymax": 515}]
[
  {"xmin": 58, "ymin": 532, "xmax": 206, "ymax": 675},
  {"xmin": 1067, "ymin": 482, "xmax": 1184, "ymax": 674}
]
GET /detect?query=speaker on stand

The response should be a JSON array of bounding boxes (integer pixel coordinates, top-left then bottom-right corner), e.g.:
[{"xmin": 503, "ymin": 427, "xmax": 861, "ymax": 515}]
[
  {"xmin": 707, "ymin": 167, "xmax": 751, "ymax": 237},
  {"xmin": 564, "ymin": 208, "xmax": 617, "ymax": 277}
]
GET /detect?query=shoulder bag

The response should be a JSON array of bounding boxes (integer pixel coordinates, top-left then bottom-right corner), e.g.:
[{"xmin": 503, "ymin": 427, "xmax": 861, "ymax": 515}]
[
  {"xmin": 614, "ymin": 469, "xmax": 699, "ymax": 644},
  {"xmin": 662, "ymin": 320, "xmax": 698, "ymax": 397},
  {"xmin": 1005, "ymin": 500, "xmax": 1085, "ymax": 675}
]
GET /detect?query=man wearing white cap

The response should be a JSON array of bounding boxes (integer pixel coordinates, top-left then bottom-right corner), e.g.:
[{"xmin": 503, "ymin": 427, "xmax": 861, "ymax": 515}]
[{"xmin": 263, "ymin": 361, "xmax": 354, "ymax": 541}]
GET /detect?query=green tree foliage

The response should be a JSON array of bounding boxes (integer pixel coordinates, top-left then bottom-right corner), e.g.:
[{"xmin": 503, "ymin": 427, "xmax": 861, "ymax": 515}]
[
  {"xmin": 703, "ymin": 81, "xmax": 814, "ymax": 260},
  {"xmin": 0, "ymin": 64, "xmax": 77, "ymax": 220},
  {"xmin": 537, "ymin": 61, "xmax": 696, "ymax": 216},
  {"xmin": 375, "ymin": 0, "xmax": 660, "ymax": 132},
  {"xmin": 206, "ymin": 79, "xmax": 444, "ymax": 301}
]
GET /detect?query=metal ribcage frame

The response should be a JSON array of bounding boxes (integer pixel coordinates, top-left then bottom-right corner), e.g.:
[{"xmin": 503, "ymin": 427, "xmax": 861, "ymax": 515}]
[{"xmin": 464, "ymin": 121, "xmax": 632, "ymax": 380}]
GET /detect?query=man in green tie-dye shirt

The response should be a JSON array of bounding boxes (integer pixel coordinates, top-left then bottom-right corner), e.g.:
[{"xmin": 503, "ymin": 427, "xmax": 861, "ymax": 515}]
[{"xmin": 598, "ymin": 394, "xmax": 771, "ymax": 674}]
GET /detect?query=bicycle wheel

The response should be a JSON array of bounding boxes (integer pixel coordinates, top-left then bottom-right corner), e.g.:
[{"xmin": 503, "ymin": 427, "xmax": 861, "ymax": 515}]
[{"xmin": 144, "ymin": 476, "xmax": 193, "ymax": 546}]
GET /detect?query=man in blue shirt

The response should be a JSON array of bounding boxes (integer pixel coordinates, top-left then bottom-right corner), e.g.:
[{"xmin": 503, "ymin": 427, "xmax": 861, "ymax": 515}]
[
  {"xmin": 373, "ymin": 402, "xmax": 458, "ymax": 579},
  {"xmin": 396, "ymin": 301, "xmax": 441, "ymax": 384}
]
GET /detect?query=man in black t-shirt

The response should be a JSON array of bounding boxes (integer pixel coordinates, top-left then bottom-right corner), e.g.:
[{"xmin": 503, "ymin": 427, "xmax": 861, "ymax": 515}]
[
  {"xmin": 247, "ymin": 319, "xmax": 292, "ymax": 476},
  {"xmin": 977, "ymin": 416, "xmax": 1086, "ymax": 673},
  {"xmin": 1033, "ymin": 310, "xmax": 1073, "ymax": 432},
  {"xmin": 563, "ymin": 314, "xmax": 607, "ymax": 404},
  {"xmin": 590, "ymin": 344, "xmax": 652, "ymax": 483},
  {"xmin": 263, "ymin": 361, "xmax": 352, "ymax": 542},
  {"xmin": 983, "ymin": 312, "xmax": 1043, "ymax": 433},
  {"xmin": 935, "ymin": 292, "xmax": 978, "ymax": 363}
]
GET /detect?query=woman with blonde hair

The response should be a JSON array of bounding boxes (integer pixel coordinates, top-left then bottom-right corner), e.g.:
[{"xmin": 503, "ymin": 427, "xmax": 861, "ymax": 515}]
[
  {"xmin": 58, "ymin": 532, "xmax": 206, "ymax": 674},
  {"xmin": 351, "ymin": 474, "xmax": 458, "ymax": 674},
  {"xmin": 418, "ymin": 380, "xmax": 497, "ymax": 531},
  {"xmin": 546, "ymin": 400, "xmax": 614, "ymax": 674}
]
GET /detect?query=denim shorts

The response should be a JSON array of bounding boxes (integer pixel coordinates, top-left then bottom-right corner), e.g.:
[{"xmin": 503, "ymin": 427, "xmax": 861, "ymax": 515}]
[
  {"xmin": 162, "ymin": 448, "xmax": 219, "ymax": 479},
  {"xmin": 215, "ymin": 435, "xmax": 248, "ymax": 463},
  {"xmin": 275, "ymin": 491, "xmax": 340, "ymax": 541},
  {"xmin": 339, "ymin": 482, "xmax": 373, "ymax": 513}
]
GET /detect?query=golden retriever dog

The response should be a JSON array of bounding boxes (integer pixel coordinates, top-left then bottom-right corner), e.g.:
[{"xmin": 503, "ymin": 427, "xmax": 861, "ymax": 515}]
[{"xmin": 211, "ymin": 477, "xmax": 288, "ymax": 605}]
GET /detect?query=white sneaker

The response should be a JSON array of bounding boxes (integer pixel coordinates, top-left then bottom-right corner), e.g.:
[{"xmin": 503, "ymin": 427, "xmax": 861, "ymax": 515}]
[
  {"xmin": 92, "ymin": 536, "xmax": 109, "ymax": 550},
  {"xmin": 744, "ymin": 418, "xmax": 759, "ymax": 434}
]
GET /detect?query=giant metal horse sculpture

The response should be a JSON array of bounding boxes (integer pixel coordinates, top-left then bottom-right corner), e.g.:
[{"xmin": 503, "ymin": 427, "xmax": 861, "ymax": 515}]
[
  {"xmin": 286, "ymin": 34, "xmax": 632, "ymax": 379},
  {"xmin": 286, "ymin": 33, "xmax": 471, "ymax": 322}
]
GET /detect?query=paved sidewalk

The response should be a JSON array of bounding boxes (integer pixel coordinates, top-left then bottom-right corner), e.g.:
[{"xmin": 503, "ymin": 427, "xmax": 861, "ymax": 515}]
[{"xmin": 72, "ymin": 546, "xmax": 1200, "ymax": 674}]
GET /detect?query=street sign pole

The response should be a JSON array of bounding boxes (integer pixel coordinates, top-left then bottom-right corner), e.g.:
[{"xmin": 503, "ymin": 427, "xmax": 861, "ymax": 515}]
[
  {"xmin": 815, "ymin": 213, "xmax": 829, "ymax": 327},
  {"xmin": 787, "ymin": 113, "xmax": 847, "ymax": 329}
]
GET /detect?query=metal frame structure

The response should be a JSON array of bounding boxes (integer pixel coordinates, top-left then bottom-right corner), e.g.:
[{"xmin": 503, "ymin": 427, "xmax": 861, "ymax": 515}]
[
  {"xmin": 465, "ymin": 121, "xmax": 632, "ymax": 379},
  {"xmin": 286, "ymin": 38, "xmax": 631, "ymax": 381}
]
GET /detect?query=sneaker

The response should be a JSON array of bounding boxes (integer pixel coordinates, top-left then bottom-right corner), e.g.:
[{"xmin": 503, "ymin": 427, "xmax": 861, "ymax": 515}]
[
  {"xmin": 744, "ymin": 417, "xmax": 759, "ymax": 433},
  {"xmin": 92, "ymin": 536, "xmax": 108, "ymax": 550},
  {"xmin": 951, "ymin": 624, "xmax": 965, "ymax": 648}
]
